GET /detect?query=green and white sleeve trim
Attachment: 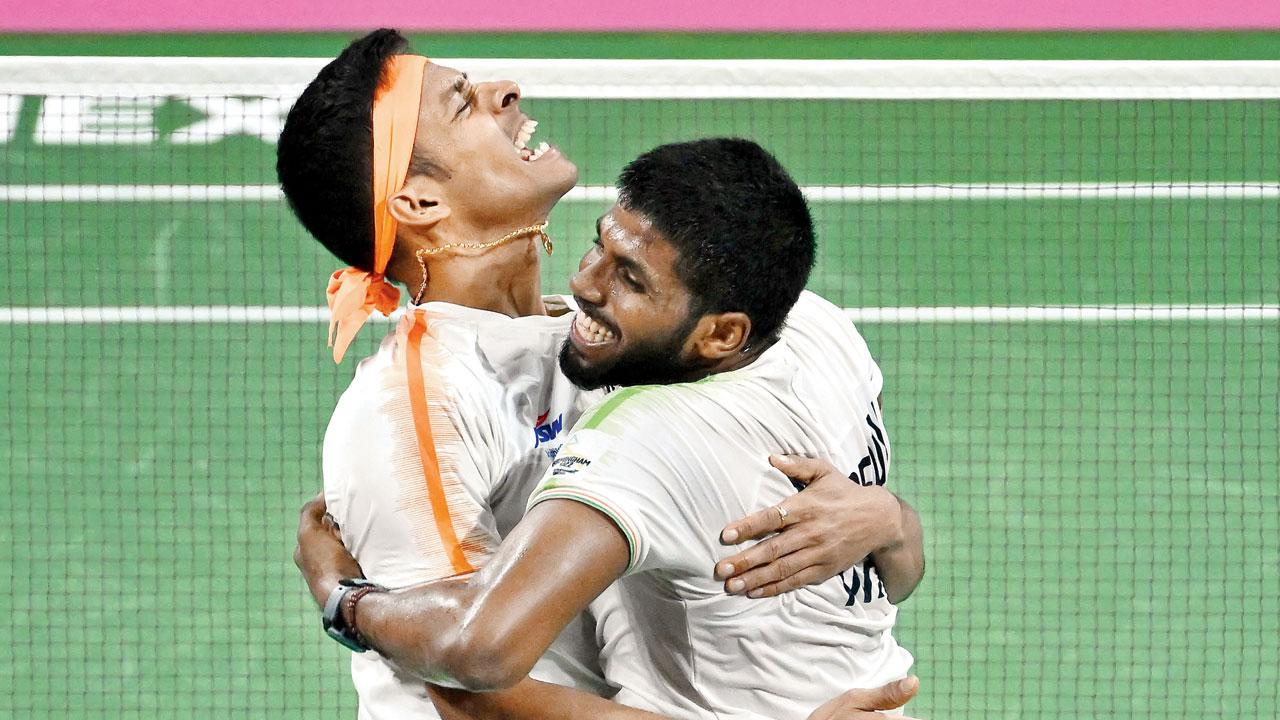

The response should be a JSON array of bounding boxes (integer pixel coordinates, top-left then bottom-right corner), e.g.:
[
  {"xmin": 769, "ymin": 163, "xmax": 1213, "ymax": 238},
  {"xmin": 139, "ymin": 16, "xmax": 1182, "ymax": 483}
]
[{"xmin": 529, "ymin": 487, "xmax": 643, "ymax": 573}]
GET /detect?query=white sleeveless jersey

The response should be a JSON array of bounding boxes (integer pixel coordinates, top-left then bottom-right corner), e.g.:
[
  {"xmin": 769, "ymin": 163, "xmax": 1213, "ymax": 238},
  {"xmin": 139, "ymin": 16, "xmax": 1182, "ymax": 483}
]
[
  {"xmin": 528, "ymin": 291, "xmax": 913, "ymax": 719},
  {"xmin": 322, "ymin": 299, "xmax": 610, "ymax": 720}
]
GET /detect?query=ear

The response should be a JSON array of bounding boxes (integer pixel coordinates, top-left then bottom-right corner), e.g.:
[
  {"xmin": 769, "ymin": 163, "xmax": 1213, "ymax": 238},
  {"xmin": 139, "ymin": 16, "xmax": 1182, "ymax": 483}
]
[
  {"xmin": 688, "ymin": 311, "xmax": 752, "ymax": 361},
  {"xmin": 388, "ymin": 174, "xmax": 451, "ymax": 230}
]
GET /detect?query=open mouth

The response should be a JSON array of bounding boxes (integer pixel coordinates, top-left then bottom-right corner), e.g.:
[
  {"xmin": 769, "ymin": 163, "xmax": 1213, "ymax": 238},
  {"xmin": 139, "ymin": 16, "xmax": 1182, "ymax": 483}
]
[
  {"xmin": 571, "ymin": 310, "xmax": 618, "ymax": 347},
  {"xmin": 513, "ymin": 118, "xmax": 554, "ymax": 162}
]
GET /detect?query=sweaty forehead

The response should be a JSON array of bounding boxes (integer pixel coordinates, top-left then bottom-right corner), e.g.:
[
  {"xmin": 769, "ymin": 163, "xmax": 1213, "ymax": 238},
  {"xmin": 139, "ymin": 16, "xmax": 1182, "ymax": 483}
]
[
  {"xmin": 601, "ymin": 205, "xmax": 679, "ymax": 277},
  {"xmin": 600, "ymin": 206, "xmax": 657, "ymax": 249},
  {"xmin": 600, "ymin": 207, "xmax": 643, "ymax": 239},
  {"xmin": 419, "ymin": 62, "xmax": 463, "ymax": 121}
]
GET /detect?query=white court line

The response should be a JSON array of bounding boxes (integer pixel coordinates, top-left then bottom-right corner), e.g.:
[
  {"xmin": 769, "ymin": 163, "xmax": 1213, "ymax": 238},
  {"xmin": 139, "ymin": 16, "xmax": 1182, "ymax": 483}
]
[
  {"xmin": 1, "ymin": 305, "xmax": 1276, "ymax": 325},
  {"xmin": 0, "ymin": 306, "xmax": 334, "ymax": 323},
  {"xmin": 4, "ymin": 183, "xmax": 1280, "ymax": 203},
  {"xmin": 5, "ymin": 58, "xmax": 1280, "ymax": 99},
  {"xmin": 841, "ymin": 306, "xmax": 1280, "ymax": 323}
]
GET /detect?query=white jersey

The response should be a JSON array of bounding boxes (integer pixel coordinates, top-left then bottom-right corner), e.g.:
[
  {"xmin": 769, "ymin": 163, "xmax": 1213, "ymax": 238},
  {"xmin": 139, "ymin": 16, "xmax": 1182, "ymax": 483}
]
[
  {"xmin": 323, "ymin": 299, "xmax": 609, "ymax": 720},
  {"xmin": 528, "ymin": 291, "xmax": 913, "ymax": 719}
]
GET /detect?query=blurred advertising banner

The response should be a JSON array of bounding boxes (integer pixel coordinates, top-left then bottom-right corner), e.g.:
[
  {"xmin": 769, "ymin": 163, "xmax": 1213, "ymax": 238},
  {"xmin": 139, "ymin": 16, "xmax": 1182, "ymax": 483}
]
[{"xmin": 3, "ymin": 0, "xmax": 1280, "ymax": 33}]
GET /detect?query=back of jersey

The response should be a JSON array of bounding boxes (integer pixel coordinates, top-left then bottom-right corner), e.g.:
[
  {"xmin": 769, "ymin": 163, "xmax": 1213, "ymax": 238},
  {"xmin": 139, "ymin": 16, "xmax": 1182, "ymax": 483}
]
[{"xmin": 531, "ymin": 291, "xmax": 911, "ymax": 719}]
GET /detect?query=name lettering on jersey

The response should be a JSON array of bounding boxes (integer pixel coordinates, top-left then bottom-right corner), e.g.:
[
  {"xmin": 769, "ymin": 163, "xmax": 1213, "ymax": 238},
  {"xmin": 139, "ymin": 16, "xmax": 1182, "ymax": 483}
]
[
  {"xmin": 533, "ymin": 410, "xmax": 565, "ymax": 456},
  {"xmin": 849, "ymin": 406, "xmax": 890, "ymax": 488},
  {"xmin": 839, "ymin": 559, "xmax": 887, "ymax": 606},
  {"xmin": 836, "ymin": 404, "xmax": 891, "ymax": 606}
]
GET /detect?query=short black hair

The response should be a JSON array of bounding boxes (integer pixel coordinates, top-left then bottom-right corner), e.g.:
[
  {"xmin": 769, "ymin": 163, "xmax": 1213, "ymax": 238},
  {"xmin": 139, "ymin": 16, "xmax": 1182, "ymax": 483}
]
[
  {"xmin": 616, "ymin": 138, "xmax": 815, "ymax": 344},
  {"xmin": 277, "ymin": 29, "xmax": 411, "ymax": 271}
]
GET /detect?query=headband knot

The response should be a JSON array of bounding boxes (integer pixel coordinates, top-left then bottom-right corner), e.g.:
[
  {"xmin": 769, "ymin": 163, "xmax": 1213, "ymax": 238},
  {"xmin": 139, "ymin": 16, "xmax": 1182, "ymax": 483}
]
[
  {"xmin": 324, "ymin": 54, "xmax": 428, "ymax": 363},
  {"xmin": 326, "ymin": 269, "xmax": 402, "ymax": 363}
]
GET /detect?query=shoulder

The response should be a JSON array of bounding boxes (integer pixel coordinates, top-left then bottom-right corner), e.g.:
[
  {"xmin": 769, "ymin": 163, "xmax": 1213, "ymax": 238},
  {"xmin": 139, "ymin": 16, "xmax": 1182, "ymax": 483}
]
[
  {"xmin": 327, "ymin": 331, "xmax": 402, "ymax": 424},
  {"xmin": 779, "ymin": 291, "xmax": 880, "ymax": 385},
  {"xmin": 783, "ymin": 290, "xmax": 859, "ymax": 337},
  {"xmin": 534, "ymin": 386, "xmax": 723, "ymax": 574},
  {"xmin": 403, "ymin": 309, "xmax": 510, "ymax": 406},
  {"xmin": 574, "ymin": 382, "xmax": 718, "ymax": 440},
  {"xmin": 418, "ymin": 306, "xmax": 572, "ymax": 394},
  {"xmin": 557, "ymin": 380, "xmax": 758, "ymax": 479}
]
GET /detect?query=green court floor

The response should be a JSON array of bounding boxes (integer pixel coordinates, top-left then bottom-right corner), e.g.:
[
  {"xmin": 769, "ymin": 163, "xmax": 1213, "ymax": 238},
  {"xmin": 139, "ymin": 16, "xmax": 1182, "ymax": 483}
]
[{"xmin": 2, "ymin": 33, "xmax": 1278, "ymax": 719}]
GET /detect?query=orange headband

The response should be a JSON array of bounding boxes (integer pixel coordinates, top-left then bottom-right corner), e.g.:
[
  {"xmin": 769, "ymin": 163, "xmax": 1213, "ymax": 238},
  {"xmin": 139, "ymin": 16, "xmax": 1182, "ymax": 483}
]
[{"xmin": 325, "ymin": 54, "xmax": 429, "ymax": 364}]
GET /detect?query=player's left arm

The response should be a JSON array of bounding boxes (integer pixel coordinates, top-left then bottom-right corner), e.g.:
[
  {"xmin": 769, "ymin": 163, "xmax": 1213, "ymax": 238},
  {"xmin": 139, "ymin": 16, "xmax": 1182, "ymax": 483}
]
[
  {"xmin": 294, "ymin": 492, "xmax": 629, "ymax": 691},
  {"xmin": 715, "ymin": 454, "xmax": 925, "ymax": 603}
]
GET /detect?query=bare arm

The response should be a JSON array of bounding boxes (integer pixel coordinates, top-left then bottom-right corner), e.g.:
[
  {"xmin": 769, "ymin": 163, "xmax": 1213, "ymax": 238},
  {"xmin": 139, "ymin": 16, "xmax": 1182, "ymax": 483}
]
[
  {"xmin": 430, "ymin": 675, "xmax": 923, "ymax": 720},
  {"xmin": 295, "ymin": 495, "xmax": 630, "ymax": 691},
  {"xmin": 868, "ymin": 491, "xmax": 924, "ymax": 603},
  {"xmin": 715, "ymin": 455, "xmax": 925, "ymax": 603},
  {"xmin": 295, "ymin": 495, "xmax": 923, "ymax": 718}
]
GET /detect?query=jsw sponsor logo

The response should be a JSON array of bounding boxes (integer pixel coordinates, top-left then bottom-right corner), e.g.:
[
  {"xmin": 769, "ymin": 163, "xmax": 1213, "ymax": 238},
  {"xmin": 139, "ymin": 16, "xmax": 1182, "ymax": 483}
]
[{"xmin": 533, "ymin": 410, "xmax": 564, "ymax": 449}]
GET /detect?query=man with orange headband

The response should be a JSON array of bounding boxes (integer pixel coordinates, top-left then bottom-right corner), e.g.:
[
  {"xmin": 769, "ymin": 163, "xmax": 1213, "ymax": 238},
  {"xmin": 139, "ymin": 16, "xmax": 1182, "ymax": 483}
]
[{"xmin": 280, "ymin": 30, "xmax": 923, "ymax": 720}]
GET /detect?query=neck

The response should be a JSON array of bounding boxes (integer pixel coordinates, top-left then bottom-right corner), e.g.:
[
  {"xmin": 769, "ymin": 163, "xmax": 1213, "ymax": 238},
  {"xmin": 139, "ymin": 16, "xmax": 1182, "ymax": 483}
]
[
  {"xmin": 390, "ymin": 224, "xmax": 549, "ymax": 318},
  {"xmin": 416, "ymin": 260, "xmax": 545, "ymax": 317},
  {"xmin": 683, "ymin": 337, "xmax": 776, "ymax": 383}
]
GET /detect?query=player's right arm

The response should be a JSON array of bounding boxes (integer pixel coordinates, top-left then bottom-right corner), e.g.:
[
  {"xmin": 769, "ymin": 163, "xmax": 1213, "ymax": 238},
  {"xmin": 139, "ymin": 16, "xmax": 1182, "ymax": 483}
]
[
  {"xmin": 299, "ymin": 479, "xmax": 923, "ymax": 716},
  {"xmin": 296, "ymin": 493, "xmax": 632, "ymax": 691},
  {"xmin": 428, "ymin": 678, "xmax": 668, "ymax": 720},
  {"xmin": 428, "ymin": 675, "xmax": 923, "ymax": 720},
  {"xmin": 297, "ymin": 497, "xmax": 918, "ymax": 720}
]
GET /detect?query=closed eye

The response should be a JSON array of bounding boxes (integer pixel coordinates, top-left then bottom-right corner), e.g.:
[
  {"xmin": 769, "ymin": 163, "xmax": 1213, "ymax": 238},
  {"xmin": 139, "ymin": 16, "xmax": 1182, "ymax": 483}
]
[
  {"xmin": 621, "ymin": 271, "xmax": 645, "ymax": 292},
  {"xmin": 452, "ymin": 76, "xmax": 475, "ymax": 120}
]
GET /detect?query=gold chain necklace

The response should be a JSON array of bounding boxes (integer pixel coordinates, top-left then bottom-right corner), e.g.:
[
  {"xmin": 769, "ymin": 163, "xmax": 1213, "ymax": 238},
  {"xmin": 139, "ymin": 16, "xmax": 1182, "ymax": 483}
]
[{"xmin": 413, "ymin": 222, "xmax": 553, "ymax": 304}]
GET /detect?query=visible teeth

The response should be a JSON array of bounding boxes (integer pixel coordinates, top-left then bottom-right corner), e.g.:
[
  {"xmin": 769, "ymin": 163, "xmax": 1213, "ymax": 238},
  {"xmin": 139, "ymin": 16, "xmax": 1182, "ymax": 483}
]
[
  {"xmin": 528, "ymin": 141, "xmax": 551, "ymax": 162},
  {"xmin": 574, "ymin": 312, "xmax": 615, "ymax": 342},
  {"xmin": 514, "ymin": 119, "xmax": 538, "ymax": 151}
]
